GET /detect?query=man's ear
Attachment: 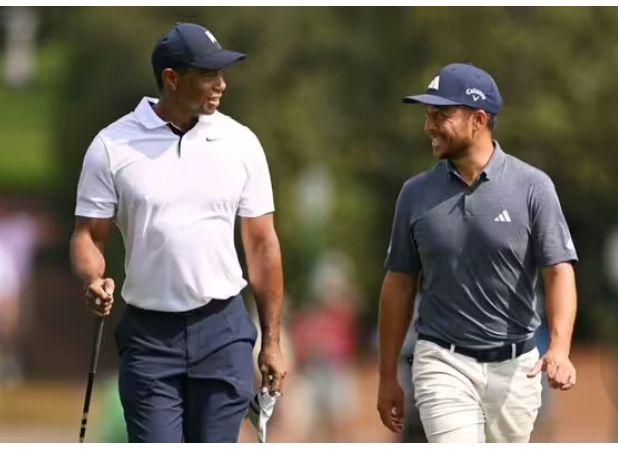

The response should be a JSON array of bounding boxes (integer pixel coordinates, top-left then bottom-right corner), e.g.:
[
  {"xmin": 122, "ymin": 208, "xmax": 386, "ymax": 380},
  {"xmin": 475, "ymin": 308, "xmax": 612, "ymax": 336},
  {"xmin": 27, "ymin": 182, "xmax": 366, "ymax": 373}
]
[
  {"xmin": 162, "ymin": 68, "xmax": 180, "ymax": 91},
  {"xmin": 472, "ymin": 109, "xmax": 489, "ymax": 131}
]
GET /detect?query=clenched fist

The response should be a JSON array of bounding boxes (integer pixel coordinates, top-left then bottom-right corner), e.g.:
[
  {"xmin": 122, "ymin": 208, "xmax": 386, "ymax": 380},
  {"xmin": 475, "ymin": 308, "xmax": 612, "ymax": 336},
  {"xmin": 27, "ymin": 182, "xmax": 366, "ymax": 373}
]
[{"xmin": 84, "ymin": 277, "xmax": 115, "ymax": 317}]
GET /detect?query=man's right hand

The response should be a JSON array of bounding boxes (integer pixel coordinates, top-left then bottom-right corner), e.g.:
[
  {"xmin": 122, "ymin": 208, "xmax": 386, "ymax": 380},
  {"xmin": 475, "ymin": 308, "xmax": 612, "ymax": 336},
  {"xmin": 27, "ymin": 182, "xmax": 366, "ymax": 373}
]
[
  {"xmin": 377, "ymin": 377, "xmax": 405, "ymax": 433},
  {"xmin": 84, "ymin": 277, "xmax": 115, "ymax": 317}
]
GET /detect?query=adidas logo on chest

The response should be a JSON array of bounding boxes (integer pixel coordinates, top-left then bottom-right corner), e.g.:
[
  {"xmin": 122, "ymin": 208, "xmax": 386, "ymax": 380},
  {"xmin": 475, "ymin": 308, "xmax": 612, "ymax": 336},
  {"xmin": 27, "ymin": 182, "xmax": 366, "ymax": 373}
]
[{"xmin": 494, "ymin": 209, "xmax": 511, "ymax": 223}]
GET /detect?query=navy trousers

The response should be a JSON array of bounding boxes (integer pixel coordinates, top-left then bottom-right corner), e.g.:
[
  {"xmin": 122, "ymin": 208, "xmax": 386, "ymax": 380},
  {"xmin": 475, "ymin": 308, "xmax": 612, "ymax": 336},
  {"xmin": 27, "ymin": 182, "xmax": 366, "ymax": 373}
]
[{"xmin": 115, "ymin": 294, "xmax": 257, "ymax": 442}]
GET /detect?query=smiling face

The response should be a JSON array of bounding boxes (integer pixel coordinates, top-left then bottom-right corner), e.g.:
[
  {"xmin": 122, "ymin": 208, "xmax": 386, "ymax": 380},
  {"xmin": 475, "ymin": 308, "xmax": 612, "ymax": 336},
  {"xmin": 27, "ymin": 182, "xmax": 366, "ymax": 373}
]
[
  {"xmin": 423, "ymin": 105, "xmax": 490, "ymax": 160},
  {"xmin": 163, "ymin": 66, "xmax": 227, "ymax": 116},
  {"xmin": 423, "ymin": 105, "xmax": 475, "ymax": 159}
]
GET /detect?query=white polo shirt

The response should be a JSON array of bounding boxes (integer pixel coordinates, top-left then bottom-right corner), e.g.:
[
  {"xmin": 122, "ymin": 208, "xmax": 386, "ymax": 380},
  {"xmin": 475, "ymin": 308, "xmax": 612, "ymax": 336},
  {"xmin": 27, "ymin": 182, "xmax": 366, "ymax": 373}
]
[{"xmin": 75, "ymin": 97, "xmax": 275, "ymax": 312}]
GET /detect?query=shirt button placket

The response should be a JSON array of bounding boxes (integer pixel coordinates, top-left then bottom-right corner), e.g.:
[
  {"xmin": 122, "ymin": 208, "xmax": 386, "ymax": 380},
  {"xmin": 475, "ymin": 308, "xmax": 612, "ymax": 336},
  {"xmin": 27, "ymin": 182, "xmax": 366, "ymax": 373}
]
[{"xmin": 464, "ymin": 190, "xmax": 473, "ymax": 217}]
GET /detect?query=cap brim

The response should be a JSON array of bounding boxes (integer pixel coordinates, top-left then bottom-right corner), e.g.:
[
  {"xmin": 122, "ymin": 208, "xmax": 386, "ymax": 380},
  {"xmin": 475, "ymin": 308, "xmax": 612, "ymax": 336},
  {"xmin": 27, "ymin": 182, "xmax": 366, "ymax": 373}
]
[
  {"xmin": 402, "ymin": 94, "xmax": 461, "ymax": 107},
  {"xmin": 192, "ymin": 49, "xmax": 247, "ymax": 71}
]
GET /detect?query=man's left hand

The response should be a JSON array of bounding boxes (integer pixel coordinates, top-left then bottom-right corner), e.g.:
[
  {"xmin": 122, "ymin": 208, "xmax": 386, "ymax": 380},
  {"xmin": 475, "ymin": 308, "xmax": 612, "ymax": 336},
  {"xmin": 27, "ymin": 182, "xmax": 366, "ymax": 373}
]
[
  {"xmin": 258, "ymin": 341, "xmax": 287, "ymax": 396},
  {"xmin": 527, "ymin": 348, "xmax": 576, "ymax": 391}
]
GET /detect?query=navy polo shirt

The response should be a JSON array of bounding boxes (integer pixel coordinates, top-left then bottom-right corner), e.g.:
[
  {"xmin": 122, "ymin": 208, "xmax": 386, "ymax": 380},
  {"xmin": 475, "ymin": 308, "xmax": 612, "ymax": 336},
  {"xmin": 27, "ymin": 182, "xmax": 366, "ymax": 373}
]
[{"xmin": 385, "ymin": 142, "xmax": 578, "ymax": 348}]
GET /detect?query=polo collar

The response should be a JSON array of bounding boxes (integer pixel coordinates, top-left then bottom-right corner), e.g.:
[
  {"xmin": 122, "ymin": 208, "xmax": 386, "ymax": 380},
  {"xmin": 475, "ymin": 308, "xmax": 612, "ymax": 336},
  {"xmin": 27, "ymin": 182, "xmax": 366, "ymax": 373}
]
[
  {"xmin": 197, "ymin": 110, "xmax": 222, "ymax": 126},
  {"xmin": 133, "ymin": 97, "xmax": 167, "ymax": 130},
  {"xmin": 481, "ymin": 141, "xmax": 506, "ymax": 180},
  {"xmin": 134, "ymin": 96, "xmax": 223, "ymax": 130},
  {"xmin": 446, "ymin": 140, "xmax": 505, "ymax": 181}
]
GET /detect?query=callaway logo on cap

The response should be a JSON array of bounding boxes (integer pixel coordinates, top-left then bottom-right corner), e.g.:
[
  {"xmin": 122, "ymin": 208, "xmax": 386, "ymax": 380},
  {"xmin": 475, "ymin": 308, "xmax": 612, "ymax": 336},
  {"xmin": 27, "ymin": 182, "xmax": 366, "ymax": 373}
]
[{"xmin": 402, "ymin": 63, "xmax": 502, "ymax": 115}]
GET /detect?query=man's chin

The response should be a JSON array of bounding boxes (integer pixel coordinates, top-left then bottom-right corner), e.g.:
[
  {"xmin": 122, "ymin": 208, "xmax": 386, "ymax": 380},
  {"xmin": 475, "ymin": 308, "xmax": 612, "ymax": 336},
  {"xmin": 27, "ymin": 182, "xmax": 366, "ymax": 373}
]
[
  {"xmin": 196, "ymin": 102, "xmax": 218, "ymax": 116},
  {"xmin": 200, "ymin": 106, "xmax": 217, "ymax": 115},
  {"xmin": 205, "ymin": 100, "xmax": 221, "ymax": 114},
  {"xmin": 432, "ymin": 146, "xmax": 448, "ymax": 159}
]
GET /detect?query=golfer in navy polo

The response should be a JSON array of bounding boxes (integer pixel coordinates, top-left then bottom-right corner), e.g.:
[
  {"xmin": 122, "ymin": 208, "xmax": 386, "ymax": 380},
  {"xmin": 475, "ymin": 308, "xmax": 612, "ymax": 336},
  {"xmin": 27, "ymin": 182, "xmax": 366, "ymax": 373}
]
[
  {"xmin": 377, "ymin": 63, "xmax": 578, "ymax": 442},
  {"xmin": 70, "ymin": 23, "xmax": 286, "ymax": 442}
]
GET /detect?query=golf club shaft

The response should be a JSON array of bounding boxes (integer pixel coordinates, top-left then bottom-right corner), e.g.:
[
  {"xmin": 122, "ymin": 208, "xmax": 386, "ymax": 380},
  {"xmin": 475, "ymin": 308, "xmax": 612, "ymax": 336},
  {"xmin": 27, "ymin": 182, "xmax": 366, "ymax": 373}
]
[{"xmin": 79, "ymin": 316, "xmax": 105, "ymax": 443}]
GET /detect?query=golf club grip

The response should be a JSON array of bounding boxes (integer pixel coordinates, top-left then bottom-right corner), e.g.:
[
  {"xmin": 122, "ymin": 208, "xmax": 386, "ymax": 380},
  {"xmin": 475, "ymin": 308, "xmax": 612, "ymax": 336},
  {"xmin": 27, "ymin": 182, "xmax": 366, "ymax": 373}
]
[
  {"xmin": 90, "ymin": 317, "xmax": 105, "ymax": 374},
  {"xmin": 78, "ymin": 317, "xmax": 105, "ymax": 443}
]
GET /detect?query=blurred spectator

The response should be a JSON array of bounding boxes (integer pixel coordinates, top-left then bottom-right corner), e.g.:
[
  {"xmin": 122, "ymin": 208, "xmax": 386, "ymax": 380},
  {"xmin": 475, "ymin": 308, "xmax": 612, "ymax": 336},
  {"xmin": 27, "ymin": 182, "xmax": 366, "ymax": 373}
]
[
  {"xmin": 0, "ymin": 243, "xmax": 20, "ymax": 384},
  {"xmin": 0, "ymin": 206, "xmax": 40, "ymax": 384},
  {"xmin": 290, "ymin": 251, "xmax": 361, "ymax": 441},
  {"xmin": 0, "ymin": 208, "xmax": 40, "ymax": 288}
]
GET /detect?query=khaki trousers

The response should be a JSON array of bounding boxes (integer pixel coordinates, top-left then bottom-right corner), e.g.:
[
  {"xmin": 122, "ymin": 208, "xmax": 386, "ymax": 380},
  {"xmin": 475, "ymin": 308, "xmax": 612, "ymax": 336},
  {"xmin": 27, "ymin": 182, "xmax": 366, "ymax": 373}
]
[{"xmin": 412, "ymin": 339, "xmax": 542, "ymax": 442}]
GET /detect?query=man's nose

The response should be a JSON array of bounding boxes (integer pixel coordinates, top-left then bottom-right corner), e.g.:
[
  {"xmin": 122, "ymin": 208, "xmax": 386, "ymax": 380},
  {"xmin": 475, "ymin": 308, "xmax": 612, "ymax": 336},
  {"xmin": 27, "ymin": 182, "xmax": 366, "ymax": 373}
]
[
  {"xmin": 424, "ymin": 117, "xmax": 436, "ymax": 135},
  {"xmin": 214, "ymin": 72, "xmax": 226, "ymax": 91}
]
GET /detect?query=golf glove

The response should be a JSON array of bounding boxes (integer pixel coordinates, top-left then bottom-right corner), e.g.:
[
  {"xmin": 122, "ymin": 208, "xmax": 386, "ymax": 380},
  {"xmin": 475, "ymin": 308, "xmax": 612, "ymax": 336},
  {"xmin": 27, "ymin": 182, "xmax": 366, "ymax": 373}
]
[{"xmin": 246, "ymin": 389, "xmax": 279, "ymax": 443}]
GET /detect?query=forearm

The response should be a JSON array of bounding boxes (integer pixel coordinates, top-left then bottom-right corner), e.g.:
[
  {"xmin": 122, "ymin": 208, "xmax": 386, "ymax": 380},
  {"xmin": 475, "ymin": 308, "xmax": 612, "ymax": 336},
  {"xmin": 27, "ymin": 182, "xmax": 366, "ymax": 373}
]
[
  {"xmin": 247, "ymin": 236, "xmax": 284, "ymax": 345},
  {"xmin": 379, "ymin": 272, "xmax": 417, "ymax": 380},
  {"xmin": 70, "ymin": 231, "xmax": 107, "ymax": 286},
  {"xmin": 543, "ymin": 262, "xmax": 577, "ymax": 355}
]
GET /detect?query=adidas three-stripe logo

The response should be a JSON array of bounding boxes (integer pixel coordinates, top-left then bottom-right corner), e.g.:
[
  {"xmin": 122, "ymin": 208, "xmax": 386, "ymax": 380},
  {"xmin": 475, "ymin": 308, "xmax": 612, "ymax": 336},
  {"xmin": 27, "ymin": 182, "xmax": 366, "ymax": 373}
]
[{"xmin": 494, "ymin": 209, "xmax": 511, "ymax": 223}]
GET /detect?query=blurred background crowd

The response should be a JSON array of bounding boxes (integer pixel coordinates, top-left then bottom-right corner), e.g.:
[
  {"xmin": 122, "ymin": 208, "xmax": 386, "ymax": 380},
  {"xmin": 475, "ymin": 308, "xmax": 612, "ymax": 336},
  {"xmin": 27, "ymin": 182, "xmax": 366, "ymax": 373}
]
[{"xmin": 0, "ymin": 5, "xmax": 617, "ymax": 442}]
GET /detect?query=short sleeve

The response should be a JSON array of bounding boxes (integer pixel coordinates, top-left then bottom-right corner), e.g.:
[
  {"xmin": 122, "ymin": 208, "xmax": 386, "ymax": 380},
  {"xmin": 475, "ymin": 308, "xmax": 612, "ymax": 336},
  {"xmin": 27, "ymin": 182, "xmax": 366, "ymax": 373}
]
[
  {"xmin": 530, "ymin": 179, "xmax": 578, "ymax": 267},
  {"xmin": 74, "ymin": 135, "xmax": 117, "ymax": 219},
  {"xmin": 384, "ymin": 183, "xmax": 421, "ymax": 274},
  {"xmin": 238, "ymin": 130, "xmax": 275, "ymax": 218}
]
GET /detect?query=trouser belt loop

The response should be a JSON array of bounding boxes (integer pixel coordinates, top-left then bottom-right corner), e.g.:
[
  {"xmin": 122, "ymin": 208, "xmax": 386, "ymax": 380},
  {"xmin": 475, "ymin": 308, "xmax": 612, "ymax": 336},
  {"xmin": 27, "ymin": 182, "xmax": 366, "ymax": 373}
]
[
  {"xmin": 511, "ymin": 343, "xmax": 516, "ymax": 359},
  {"xmin": 449, "ymin": 344, "xmax": 456, "ymax": 353}
]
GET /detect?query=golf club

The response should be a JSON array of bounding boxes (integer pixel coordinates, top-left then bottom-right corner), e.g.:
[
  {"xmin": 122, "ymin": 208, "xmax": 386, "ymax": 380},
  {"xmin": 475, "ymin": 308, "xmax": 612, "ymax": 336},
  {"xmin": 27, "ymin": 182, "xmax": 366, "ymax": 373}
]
[{"xmin": 78, "ymin": 315, "xmax": 105, "ymax": 443}]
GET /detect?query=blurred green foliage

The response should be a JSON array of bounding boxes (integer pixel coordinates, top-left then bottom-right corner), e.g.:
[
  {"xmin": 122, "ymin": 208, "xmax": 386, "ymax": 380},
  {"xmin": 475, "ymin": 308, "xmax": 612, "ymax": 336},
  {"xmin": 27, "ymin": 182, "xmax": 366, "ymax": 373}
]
[
  {"xmin": 0, "ymin": 39, "xmax": 64, "ymax": 189},
  {"xmin": 4, "ymin": 6, "xmax": 618, "ymax": 339}
]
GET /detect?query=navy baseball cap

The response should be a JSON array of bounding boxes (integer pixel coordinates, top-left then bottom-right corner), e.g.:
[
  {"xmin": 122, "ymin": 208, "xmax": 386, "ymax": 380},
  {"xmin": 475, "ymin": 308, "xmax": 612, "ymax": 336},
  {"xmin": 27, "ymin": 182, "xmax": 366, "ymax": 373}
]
[
  {"xmin": 152, "ymin": 23, "xmax": 246, "ymax": 74},
  {"xmin": 403, "ymin": 63, "xmax": 502, "ymax": 115}
]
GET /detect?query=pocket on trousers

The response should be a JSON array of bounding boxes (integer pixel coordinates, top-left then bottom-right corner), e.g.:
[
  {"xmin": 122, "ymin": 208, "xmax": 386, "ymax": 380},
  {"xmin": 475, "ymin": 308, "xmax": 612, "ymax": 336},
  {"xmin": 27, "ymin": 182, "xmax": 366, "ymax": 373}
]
[
  {"xmin": 517, "ymin": 347, "xmax": 540, "ymax": 371},
  {"xmin": 114, "ymin": 310, "xmax": 132, "ymax": 356},
  {"xmin": 223, "ymin": 307, "xmax": 258, "ymax": 346}
]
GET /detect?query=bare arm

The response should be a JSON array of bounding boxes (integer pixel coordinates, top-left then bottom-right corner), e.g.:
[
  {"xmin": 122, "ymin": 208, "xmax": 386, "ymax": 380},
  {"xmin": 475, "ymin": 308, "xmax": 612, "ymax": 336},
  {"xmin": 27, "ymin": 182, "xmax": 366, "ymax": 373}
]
[
  {"xmin": 379, "ymin": 271, "xmax": 417, "ymax": 378},
  {"xmin": 544, "ymin": 262, "xmax": 577, "ymax": 355},
  {"xmin": 240, "ymin": 213, "xmax": 286, "ymax": 394},
  {"xmin": 69, "ymin": 216, "xmax": 116, "ymax": 316},
  {"xmin": 377, "ymin": 270, "xmax": 418, "ymax": 433},
  {"xmin": 527, "ymin": 262, "xmax": 577, "ymax": 390}
]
